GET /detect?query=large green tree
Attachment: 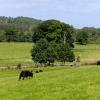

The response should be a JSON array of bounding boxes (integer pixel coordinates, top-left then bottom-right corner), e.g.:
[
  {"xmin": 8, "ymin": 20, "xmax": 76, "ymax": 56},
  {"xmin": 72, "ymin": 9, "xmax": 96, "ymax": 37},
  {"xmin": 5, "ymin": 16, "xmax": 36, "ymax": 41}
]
[
  {"xmin": 31, "ymin": 39, "xmax": 57, "ymax": 65},
  {"xmin": 31, "ymin": 19, "xmax": 75, "ymax": 66},
  {"xmin": 56, "ymin": 43, "xmax": 75, "ymax": 64},
  {"xmin": 32, "ymin": 19, "xmax": 74, "ymax": 47}
]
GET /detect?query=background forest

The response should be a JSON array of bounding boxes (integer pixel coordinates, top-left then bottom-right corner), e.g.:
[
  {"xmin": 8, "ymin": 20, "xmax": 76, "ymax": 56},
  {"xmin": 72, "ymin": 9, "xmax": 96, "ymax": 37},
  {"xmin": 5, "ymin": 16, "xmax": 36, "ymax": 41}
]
[
  {"xmin": 0, "ymin": 16, "xmax": 42, "ymax": 42},
  {"xmin": 0, "ymin": 16, "xmax": 100, "ymax": 44}
]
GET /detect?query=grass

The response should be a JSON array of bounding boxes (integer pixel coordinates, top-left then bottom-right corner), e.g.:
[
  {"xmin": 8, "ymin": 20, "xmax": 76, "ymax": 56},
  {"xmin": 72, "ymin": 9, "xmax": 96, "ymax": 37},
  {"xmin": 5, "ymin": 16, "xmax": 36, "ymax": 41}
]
[
  {"xmin": 0, "ymin": 42, "xmax": 33, "ymax": 66},
  {"xmin": 74, "ymin": 44, "xmax": 100, "ymax": 63},
  {"xmin": 0, "ymin": 42, "xmax": 99, "ymax": 66},
  {"xmin": 0, "ymin": 42, "xmax": 100, "ymax": 100},
  {"xmin": 0, "ymin": 66, "xmax": 100, "ymax": 100}
]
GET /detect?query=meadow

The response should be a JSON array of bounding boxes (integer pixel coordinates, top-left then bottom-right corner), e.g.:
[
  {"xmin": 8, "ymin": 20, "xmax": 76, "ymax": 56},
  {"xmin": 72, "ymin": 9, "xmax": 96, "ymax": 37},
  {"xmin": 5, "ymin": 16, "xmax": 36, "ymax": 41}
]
[
  {"xmin": 0, "ymin": 42, "xmax": 99, "ymax": 66},
  {"xmin": 0, "ymin": 42, "xmax": 33, "ymax": 66},
  {"xmin": 0, "ymin": 43, "xmax": 100, "ymax": 99},
  {"xmin": 74, "ymin": 44, "xmax": 100, "ymax": 64},
  {"xmin": 0, "ymin": 66, "xmax": 100, "ymax": 100}
]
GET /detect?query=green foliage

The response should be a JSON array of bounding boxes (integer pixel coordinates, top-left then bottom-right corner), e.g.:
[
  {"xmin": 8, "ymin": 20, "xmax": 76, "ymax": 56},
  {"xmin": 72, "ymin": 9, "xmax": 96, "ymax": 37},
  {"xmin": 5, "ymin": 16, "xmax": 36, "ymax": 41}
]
[
  {"xmin": 76, "ymin": 27, "xmax": 100, "ymax": 44},
  {"xmin": 31, "ymin": 39, "xmax": 48, "ymax": 64},
  {"xmin": 0, "ymin": 30, "xmax": 5, "ymax": 41},
  {"xmin": 32, "ymin": 19, "xmax": 75, "ymax": 47},
  {"xmin": 76, "ymin": 29, "xmax": 89, "ymax": 45},
  {"xmin": 31, "ymin": 19, "xmax": 75, "ymax": 65},
  {"xmin": 0, "ymin": 16, "xmax": 42, "ymax": 42},
  {"xmin": 66, "ymin": 50, "xmax": 75, "ymax": 62},
  {"xmin": 56, "ymin": 43, "xmax": 75, "ymax": 63},
  {"xmin": 4, "ymin": 30, "xmax": 17, "ymax": 42},
  {"xmin": 31, "ymin": 39, "xmax": 57, "ymax": 65},
  {"xmin": 1, "ymin": 16, "xmax": 100, "ymax": 44},
  {"xmin": 46, "ymin": 42, "xmax": 57, "ymax": 65}
]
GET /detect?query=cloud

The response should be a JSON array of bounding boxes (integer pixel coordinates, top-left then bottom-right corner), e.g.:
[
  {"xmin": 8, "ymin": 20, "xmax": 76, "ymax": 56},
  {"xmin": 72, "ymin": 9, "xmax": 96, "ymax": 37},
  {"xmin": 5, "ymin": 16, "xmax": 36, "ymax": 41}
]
[
  {"xmin": 0, "ymin": 0, "xmax": 52, "ymax": 9},
  {"xmin": 0, "ymin": 0, "xmax": 100, "ymax": 13},
  {"xmin": 0, "ymin": 0, "xmax": 100, "ymax": 27}
]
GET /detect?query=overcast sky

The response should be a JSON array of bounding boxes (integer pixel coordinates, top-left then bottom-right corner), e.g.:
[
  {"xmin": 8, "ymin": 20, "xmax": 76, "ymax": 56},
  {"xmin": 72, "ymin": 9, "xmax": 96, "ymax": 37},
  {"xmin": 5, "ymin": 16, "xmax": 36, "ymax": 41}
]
[{"xmin": 0, "ymin": 0, "xmax": 100, "ymax": 28}]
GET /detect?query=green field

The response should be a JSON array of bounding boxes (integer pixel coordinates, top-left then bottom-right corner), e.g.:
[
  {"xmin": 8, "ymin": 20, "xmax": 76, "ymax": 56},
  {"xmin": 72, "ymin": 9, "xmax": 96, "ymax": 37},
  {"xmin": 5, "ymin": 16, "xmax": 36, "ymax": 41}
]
[
  {"xmin": 74, "ymin": 44, "xmax": 100, "ymax": 64},
  {"xmin": 0, "ymin": 43, "xmax": 100, "ymax": 99},
  {"xmin": 0, "ymin": 42, "xmax": 99, "ymax": 66},
  {"xmin": 0, "ymin": 42, "xmax": 33, "ymax": 66},
  {"xmin": 0, "ymin": 66, "xmax": 100, "ymax": 100}
]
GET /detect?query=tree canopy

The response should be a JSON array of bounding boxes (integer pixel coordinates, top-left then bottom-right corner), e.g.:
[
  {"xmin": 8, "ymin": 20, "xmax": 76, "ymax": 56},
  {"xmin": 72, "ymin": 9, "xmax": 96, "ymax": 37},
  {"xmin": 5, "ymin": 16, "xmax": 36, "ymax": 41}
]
[
  {"xmin": 32, "ymin": 19, "xmax": 74, "ymax": 47},
  {"xmin": 31, "ymin": 19, "xmax": 75, "ymax": 66}
]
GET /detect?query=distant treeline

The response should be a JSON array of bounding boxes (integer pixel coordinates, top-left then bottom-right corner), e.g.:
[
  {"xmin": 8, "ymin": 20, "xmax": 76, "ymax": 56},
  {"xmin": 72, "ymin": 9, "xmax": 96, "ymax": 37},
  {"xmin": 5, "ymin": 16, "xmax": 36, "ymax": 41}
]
[
  {"xmin": 76, "ymin": 27, "xmax": 100, "ymax": 44},
  {"xmin": 0, "ymin": 16, "xmax": 100, "ymax": 44},
  {"xmin": 0, "ymin": 16, "xmax": 42, "ymax": 42}
]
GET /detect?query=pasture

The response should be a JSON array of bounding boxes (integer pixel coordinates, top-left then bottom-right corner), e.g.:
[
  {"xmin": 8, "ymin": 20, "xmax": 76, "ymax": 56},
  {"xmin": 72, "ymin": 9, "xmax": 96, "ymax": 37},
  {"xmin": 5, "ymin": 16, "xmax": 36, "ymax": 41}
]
[
  {"xmin": 0, "ymin": 43, "xmax": 100, "ymax": 66},
  {"xmin": 74, "ymin": 44, "xmax": 100, "ymax": 64},
  {"xmin": 0, "ymin": 43, "xmax": 100, "ymax": 99},
  {"xmin": 0, "ymin": 66, "xmax": 100, "ymax": 100},
  {"xmin": 0, "ymin": 42, "xmax": 33, "ymax": 66}
]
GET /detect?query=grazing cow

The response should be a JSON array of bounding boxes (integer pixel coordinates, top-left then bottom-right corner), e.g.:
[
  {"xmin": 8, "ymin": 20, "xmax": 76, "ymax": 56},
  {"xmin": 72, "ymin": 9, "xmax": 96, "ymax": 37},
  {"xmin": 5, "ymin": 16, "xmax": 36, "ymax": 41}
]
[
  {"xmin": 39, "ymin": 70, "xmax": 43, "ymax": 72},
  {"xmin": 19, "ymin": 70, "xmax": 33, "ymax": 80},
  {"xmin": 35, "ymin": 70, "xmax": 39, "ymax": 73},
  {"xmin": 97, "ymin": 61, "xmax": 100, "ymax": 66}
]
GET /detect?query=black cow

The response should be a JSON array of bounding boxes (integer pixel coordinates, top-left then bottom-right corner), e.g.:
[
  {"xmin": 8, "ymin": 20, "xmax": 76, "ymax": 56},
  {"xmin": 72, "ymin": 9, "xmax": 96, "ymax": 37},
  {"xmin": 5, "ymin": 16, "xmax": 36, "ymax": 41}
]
[
  {"xmin": 39, "ymin": 70, "xmax": 43, "ymax": 72},
  {"xmin": 19, "ymin": 70, "xmax": 33, "ymax": 80},
  {"xmin": 35, "ymin": 70, "xmax": 39, "ymax": 73},
  {"xmin": 97, "ymin": 61, "xmax": 100, "ymax": 66}
]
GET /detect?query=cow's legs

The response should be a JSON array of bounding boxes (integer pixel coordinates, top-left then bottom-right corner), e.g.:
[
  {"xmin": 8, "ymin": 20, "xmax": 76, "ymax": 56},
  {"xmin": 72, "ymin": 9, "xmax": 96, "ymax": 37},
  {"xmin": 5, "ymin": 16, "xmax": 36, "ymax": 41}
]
[{"xmin": 23, "ymin": 77, "xmax": 24, "ymax": 80}]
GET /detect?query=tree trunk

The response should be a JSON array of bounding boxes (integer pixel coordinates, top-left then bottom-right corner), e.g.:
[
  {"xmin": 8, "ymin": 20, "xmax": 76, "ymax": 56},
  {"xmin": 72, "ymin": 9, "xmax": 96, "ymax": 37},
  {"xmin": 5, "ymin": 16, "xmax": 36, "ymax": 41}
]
[{"xmin": 64, "ymin": 34, "xmax": 66, "ymax": 45}]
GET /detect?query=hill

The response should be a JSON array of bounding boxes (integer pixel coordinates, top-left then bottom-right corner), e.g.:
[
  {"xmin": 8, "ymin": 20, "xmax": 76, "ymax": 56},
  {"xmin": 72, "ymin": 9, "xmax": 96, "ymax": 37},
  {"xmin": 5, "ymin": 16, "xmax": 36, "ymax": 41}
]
[
  {"xmin": 0, "ymin": 16, "xmax": 42, "ymax": 42},
  {"xmin": 0, "ymin": 16, "xmax": 42, "ymax": 31}
]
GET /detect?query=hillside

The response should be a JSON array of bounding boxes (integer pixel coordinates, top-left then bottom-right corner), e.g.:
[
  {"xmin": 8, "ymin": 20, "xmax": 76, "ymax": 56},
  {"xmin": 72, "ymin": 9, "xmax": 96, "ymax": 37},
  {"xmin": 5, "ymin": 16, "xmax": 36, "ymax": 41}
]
[
  {"xmin": 0, "ymin": 16, "xmax": 42, "ymax": 42},
  {"xmin": 0, "ymin": 16, "xmax": 42, "ymax": 32}
]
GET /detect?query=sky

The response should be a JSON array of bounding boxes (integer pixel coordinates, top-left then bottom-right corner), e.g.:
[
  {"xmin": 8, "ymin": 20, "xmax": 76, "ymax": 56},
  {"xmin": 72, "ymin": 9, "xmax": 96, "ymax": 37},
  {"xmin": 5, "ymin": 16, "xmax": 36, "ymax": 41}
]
[{"xmin": 0, "ymin": 0, "xmax": 100, "ymax": 28}]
